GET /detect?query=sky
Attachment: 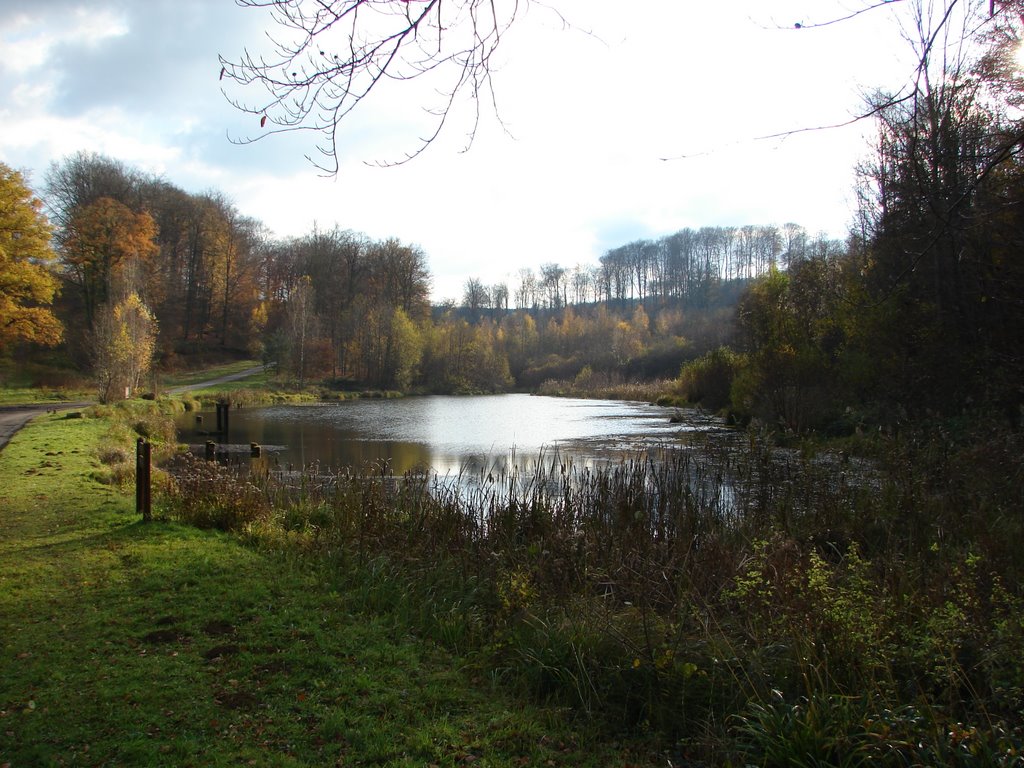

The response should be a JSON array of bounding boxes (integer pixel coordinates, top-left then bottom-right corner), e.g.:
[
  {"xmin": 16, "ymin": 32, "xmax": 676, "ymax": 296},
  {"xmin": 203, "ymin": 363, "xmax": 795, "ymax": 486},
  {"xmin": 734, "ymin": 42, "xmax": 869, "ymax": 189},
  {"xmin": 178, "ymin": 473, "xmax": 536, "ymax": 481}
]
[{"xmin": 0, "ymin": 0, "xmax": 919, "ymax": 302}]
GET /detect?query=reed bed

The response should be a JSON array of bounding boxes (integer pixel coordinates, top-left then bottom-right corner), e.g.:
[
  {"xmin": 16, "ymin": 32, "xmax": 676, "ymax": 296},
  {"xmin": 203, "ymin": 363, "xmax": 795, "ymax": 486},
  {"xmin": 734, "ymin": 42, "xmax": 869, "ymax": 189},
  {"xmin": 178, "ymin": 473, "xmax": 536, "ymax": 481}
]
[
  {"xmin": 536, "ymin": 375, "xmax": 675, "ymax": 404},
  {"xmin": 161, "ymin": 424, "xmax": 1024, "ymax": 764}
]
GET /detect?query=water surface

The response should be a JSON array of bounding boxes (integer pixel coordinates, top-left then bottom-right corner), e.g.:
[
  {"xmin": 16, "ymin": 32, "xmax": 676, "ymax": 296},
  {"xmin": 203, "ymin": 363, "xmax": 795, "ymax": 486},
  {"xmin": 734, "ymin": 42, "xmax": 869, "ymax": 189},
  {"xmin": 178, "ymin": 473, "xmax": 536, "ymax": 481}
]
[{"xmin": 178, "ymin": 394, "xmax": 726, "ymax": 477}]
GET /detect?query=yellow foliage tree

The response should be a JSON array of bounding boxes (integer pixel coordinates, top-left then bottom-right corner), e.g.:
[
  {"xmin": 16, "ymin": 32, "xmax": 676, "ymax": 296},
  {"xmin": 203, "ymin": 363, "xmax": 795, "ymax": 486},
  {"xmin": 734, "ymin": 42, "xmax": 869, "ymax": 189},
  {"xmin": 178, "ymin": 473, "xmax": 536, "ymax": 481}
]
[
  {"xmin": 0, "ymin": 164, "xmax": 63, "ymax": 351},
  {"xmin": 386, "ymin": 307, "xmax": 422, "ymax": 390},
  {"xmin": 91, "ymin": 292, "xmax": 158, "ymax": 402}
]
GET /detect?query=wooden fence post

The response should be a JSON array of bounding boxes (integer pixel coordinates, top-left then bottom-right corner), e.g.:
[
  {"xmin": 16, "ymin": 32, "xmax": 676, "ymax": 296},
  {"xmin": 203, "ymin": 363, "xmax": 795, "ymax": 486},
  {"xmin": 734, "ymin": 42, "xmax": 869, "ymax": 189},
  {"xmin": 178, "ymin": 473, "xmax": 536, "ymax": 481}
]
[{"xmin": 136, "ymin": 437, "xmax": 152, "ymax": 522}]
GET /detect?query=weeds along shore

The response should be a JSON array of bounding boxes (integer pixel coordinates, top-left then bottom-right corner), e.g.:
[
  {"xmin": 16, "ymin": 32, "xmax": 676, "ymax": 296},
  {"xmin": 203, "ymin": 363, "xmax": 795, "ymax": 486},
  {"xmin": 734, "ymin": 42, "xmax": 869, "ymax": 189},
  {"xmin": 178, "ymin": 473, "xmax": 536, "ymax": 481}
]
[{"xmin": 146, "ymin": 397, "xmax": 1024, "ymax": 764}]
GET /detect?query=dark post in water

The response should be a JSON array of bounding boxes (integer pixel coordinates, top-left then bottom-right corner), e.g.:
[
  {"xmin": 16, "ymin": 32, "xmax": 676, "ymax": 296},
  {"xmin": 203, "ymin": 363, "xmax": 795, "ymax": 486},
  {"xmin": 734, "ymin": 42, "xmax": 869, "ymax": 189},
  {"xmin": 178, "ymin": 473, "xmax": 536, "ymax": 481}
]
[{"xmin": 215, "ymin": 400, "xmax": 230, "ymax": 441}]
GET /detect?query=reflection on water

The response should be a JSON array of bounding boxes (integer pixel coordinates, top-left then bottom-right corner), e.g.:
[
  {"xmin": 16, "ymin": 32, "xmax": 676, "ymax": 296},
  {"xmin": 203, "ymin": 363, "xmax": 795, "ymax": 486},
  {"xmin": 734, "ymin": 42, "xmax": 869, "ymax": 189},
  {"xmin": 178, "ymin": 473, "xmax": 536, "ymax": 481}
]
[
  {"xmin": 176, "ymin": 394, "xmax": 728, "ymax": 478},
  {"xmin": 175, "ymin": 395, "xmax": 872, "ymax": 526}
]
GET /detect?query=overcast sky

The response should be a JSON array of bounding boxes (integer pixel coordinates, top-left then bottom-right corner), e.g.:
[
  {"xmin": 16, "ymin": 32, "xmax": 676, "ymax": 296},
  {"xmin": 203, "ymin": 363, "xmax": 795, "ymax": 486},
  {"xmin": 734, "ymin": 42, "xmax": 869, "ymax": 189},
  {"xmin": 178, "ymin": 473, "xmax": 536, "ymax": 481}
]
[{"xmin": 0, "ymin": 1, "xmax": 917, "ymax": 301}]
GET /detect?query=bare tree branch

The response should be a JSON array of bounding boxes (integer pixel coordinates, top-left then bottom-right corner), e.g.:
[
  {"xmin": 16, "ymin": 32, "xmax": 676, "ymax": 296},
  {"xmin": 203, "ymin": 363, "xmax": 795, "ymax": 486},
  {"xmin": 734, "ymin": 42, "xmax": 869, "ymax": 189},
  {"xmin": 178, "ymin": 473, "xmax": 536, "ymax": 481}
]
[
  {"xmin": 220, "ymin": 0, "xmax": 526, "ymax": 173},
  {"xmin": 784, "ymin": 0, "xmax": 906, "ymax": 30},
  {"xmin": 663, "ymin": 0, "xmax": 998, "ymax": 163},
  {"xmin": 222, "ymin": 1, "xmax": 1006, "ymax": 173}
]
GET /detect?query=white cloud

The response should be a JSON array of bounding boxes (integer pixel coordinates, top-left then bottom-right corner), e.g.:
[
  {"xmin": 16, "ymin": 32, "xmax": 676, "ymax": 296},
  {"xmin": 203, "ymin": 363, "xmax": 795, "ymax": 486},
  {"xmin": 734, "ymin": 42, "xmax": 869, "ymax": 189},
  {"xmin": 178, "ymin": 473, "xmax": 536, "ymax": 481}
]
[{"xmin": 0, "ymin": 7, "xmax": 128, "ymax": 75}]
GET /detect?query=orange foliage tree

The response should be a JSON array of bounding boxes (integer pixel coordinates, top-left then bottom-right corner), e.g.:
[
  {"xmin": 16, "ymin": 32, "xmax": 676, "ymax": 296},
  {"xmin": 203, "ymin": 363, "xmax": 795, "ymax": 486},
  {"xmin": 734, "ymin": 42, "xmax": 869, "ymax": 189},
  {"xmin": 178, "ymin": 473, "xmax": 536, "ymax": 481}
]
[
  {"xmin": 0, "ymin": 164, "xmax": 63, "ymax": 351},
  {"xmin": 60, "ymin": 196, "xmax": 158, "ymax": 327}
]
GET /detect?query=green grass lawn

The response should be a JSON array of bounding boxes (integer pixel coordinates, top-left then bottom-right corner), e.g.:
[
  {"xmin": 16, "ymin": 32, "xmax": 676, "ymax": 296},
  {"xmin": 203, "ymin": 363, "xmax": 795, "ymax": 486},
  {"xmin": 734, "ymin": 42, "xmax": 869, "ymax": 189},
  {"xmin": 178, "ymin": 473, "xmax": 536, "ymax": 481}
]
[{"xmin": 0, "ymin": 411, "xmax": 657, "ymax": 766}]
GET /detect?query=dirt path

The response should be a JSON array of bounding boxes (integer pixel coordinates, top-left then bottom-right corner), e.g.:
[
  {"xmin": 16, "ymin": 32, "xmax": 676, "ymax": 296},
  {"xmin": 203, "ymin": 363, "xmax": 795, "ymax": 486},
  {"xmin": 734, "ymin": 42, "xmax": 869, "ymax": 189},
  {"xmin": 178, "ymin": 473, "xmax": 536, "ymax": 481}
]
[
  {"xmin": 164, "ymin": 364, "xmax": 269, "ymax": 395},
  {"xmin": 0, "ymin": 364, "xmax": 269, "ymax": 452}
]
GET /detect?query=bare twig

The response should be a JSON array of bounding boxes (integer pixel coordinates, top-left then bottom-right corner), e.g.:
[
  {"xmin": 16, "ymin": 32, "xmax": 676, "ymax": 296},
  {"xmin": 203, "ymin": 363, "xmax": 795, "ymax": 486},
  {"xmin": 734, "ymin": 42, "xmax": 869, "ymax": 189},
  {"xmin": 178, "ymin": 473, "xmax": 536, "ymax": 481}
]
[{"xmin": 220, "ymin": 0, "xmax": 527, "ymax": 173}]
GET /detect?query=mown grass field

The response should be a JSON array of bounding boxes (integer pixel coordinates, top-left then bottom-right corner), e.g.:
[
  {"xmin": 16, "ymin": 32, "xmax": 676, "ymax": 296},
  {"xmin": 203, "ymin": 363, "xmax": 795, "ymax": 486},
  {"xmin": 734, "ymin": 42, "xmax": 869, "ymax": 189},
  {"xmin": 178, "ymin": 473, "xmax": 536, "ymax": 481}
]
[{"xmin": 0, "ymin": 411, "xmax": 659, "ymax": 766}]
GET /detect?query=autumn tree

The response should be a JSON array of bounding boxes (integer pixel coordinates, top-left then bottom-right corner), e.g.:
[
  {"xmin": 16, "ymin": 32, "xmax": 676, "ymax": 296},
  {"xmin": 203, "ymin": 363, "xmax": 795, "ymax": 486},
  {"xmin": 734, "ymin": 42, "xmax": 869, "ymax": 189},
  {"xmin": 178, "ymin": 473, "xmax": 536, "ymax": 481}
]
[
  {"xmin": 179, "ymin": 194, "xmax": 234, "ymax": 344},
  {"xmin": 383, "ymin": 307, "xmax": 422, "ymax": 389},
  {"xmin": 60, "ymin": 197, "xmax": 159, "ymax": 327},
  {"xmin": 285, "ymin": 274, "xmax": 319, "ymax": 386},
  {"xmin": 0, "ymin": 164, "xmax": 63, "ymax": 352},
  {"xmin": 732, "ymin": 259, "xmax": 853, "ymax": 432},
  {"xmin": 368, "ymin": 238, "xmax": 431, "ymax": 320},
  {"xmin": 421, "ymin": 311, "xmax": 474, "ymax": 392},
  {"xmin": 45, "ymin": 152, "xmax": 141, "ymax": 231},
  {"xmin": 515, "ymin": 268, "xmax": 538, "ymax": 312},
  {"xmin": 499, "ymin": 310, "xmax": 538, "ymax": 379},
  {"xmin": 490, "ymin": 282, "xmax": 510, "ymax": 317},
  {"xmin": 195, "ymin": 195, "xmax": 264, "ymax": 349},
  {"xmin": 289, "ymin": 227, "xmax": 367, "ymax": 375},
  {"xmin": 539, "ymin": 263, "xmax": 567, "ymax": 310},
  {"xmin": 852, "ymin": 0, "xmax": 1024, "ymax": 412},
  {"xmin": 465, "ymin": 320, "xmax": 512, "ymax": 391},
  {"xmin": 91, "ymin": 292, "xmax": 158, "ymax": 402},
  {"xmin": 462, "ymin": 277, "xmax": 489, "ymax": 322}
]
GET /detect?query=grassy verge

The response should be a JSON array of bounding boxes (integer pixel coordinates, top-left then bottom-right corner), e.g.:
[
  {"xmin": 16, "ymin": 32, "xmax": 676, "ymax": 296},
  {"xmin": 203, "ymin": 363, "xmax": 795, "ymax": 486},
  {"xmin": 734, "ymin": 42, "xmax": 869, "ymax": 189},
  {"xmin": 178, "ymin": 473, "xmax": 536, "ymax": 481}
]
[
  {"xmin": 0, "ymin": 387, "xmax": 92, "ymax": 405},
  {"xmin": 0, "ymin": 407, "xmax": 660, "ymax": 766},
  {"xmin": 187, "ymin": 387, "xmax": 404, "ymax": 410}
]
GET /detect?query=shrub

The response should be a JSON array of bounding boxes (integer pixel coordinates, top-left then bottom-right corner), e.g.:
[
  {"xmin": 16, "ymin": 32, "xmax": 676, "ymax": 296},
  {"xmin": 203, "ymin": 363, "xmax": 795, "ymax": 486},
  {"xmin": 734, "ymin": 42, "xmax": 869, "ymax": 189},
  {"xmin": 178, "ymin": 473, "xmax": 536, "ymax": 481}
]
[
  {"xmin": 676, "ymin": 346, "xmax": 746, "ymax": 411},
  {"xmin": 163, "ymin": 454, "xmax": 270, "ymax": 531},
  {"xmin": 97, "ymin": 445, "xmax": 131, "ymax": 465}
]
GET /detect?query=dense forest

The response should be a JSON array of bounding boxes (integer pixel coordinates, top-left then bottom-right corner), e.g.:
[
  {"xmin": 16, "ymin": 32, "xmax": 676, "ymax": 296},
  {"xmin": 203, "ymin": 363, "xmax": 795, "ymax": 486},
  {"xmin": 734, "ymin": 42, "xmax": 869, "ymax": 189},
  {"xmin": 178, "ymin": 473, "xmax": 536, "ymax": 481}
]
[{"xmin": 3, "ymin": 148, "xmax": 838, "ymax": 400}]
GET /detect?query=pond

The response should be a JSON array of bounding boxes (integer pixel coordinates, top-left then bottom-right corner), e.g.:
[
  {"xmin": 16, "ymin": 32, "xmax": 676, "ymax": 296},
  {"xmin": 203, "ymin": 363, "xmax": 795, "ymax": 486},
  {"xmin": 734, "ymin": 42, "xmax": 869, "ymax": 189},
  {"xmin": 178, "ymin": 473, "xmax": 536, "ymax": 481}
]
[{"xmin": 176, "ymin": 394, "xmax": 730, "ymax": 480}]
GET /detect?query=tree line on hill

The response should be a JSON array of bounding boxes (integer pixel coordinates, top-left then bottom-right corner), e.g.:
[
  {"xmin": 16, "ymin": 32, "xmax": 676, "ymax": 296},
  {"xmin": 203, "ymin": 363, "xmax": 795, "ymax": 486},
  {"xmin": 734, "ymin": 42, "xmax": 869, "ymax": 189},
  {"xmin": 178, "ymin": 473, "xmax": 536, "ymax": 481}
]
[{"xmin": 2, "ymin": 149, "xmax": 816, "ymax": 398}]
